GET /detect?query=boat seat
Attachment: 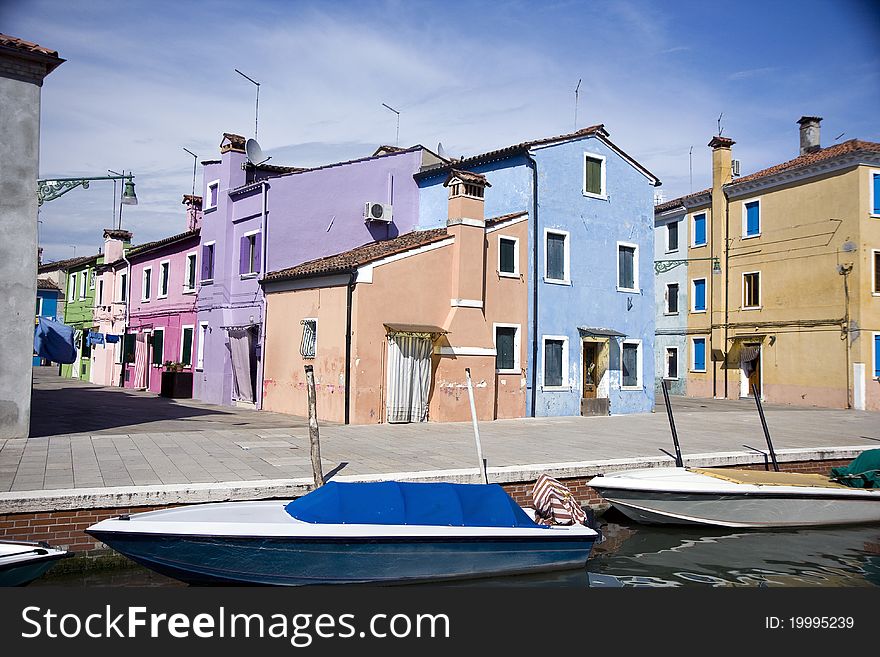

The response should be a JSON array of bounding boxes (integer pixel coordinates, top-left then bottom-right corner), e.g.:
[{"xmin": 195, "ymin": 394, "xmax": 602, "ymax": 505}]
[{"xmin": 690, "ymin": 468, "xmax": 853, "ymax": 489}]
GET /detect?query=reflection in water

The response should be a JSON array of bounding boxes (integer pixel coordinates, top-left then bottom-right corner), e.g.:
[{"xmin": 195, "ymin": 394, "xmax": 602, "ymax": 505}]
[{"xmin": 32, "ymin": 518, "xmax": 880, "ymax": 588}]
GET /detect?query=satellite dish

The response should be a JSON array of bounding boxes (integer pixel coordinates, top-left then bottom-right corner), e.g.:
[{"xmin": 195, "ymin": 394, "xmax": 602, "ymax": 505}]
[
  {"xmin": 437, "ymin": 142, "xmax": 447, "ymax": 159},
  {"xmin": 245, "ymin": 138, "xmax": 270, "ymax": 165}
]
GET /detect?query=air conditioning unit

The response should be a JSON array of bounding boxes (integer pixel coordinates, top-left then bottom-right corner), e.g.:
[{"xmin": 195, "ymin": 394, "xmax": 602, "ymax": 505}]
[
  {"xmin": 364, "ymin": 202, "xmax": 393, "ymax": 223},
  {"xmin": 731, "ymin": 159, "xmax": 741, "ymax": 177}
]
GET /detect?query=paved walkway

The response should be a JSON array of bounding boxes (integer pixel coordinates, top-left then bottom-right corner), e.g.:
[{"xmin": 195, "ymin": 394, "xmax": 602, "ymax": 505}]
[{"xmin": 2, "ymin": 369, "xmax": 878, "ymax": 500}]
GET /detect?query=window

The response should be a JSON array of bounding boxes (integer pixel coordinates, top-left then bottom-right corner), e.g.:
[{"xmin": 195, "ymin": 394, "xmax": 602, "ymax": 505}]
[
  {"xmin": 692, "ymin": 337, "xmax": 707, "ymax": 372},
  {"xmin": 89, "ymin": 269, "xmax": 95, "ymax": 290},
  {"xmin": 545, "ymin": 229, "xmax": 569, "ymax": 283},
  {"xmin": 240, "ymin": 231, "xmax": 261, "ymax": 276},
  {"xmin": 158, "ymin": 261, "xmax": 170, "ymax": 298},
  {"xmin": 142, "ymin": 267, "xmax": 152, "ymax": 302},
  {"xmin": 692, "ymin": 278, "xmax": 706, "ymax": 312},
  {"xmin": 666, "ymin": 283, "xmax": 679, "ymax": 314},
  {"xmin": 494, "ymin": 324, "xmax": 520, "ymax": 373},
  {"xmin": 79, "ymin": 270, "xmax": 87, "ymax": 299},
  {"xmin": 150, "ymin": 329, "xmax": 164, "ymax": 365},
  {"xmin": 542, "ymin": 336, "xmax": 568, "ymax": 389},
  {"xmin": 300, "ymin": 319, "xmax": 317, "ymax": 359},
  {"xmin": 206, "ymin": 180, "xmax": 220, "ymax": 210},
  {"xmin": 201, "ymin": 242, "xmax": 215, "ymax": 283},
  {"xmin": 36, "ymin": 297, "xmax": 42, "ymax": 316},
  {"xmin": 665, "ymin": 347, "xmax": 679, "ymax": 380},
  {"xmin": 122, "ymin": 333, "xmax": 136, "ymax": 364},
  {"xmin": 871, "ymin": 172, "xmax": 880, "ymax": 216},
  {"xmin": 583, "ymin": 152, "xmax": 606, "ymax": 198},
  {"xmin": 873, "ymin": 250, "xmax": 880, "ymax": 295},
  {"xmin": 875, "ymin": 333, "xmax": 880, "ymax": 378},
  {"xmin": 119, "ymin": 272, "xmax": 128, "ymax": 303},
  {"xmin": 185, "ymin": 252, "xmax": 197, "ymax": 292},
  {"xmin": 666, "ymin": 221, "xmax": 679, "ymax": 252},
  {"xmin": 180, "ymin": 325, "xmax": 194, "ymax": 367},
  {"xmin": 621, "ymin": 341, "xmax": 641, "ymax": 388},
  {"xmin": 692, "ymin": 213, "xmax": 707, "ymax": 247},
  {"xmin": 97, "ymin": 279, "xmax": 104, "ymax": 306},
  {"xmin": 743, "ymin": 271, "xmax": 761, "ymax": 309},
  {"xmin": 617, "ymin": 242, "xmax": 638, "ymax": 291},
  {"xmin": 197, "ymin": 322, "xmax": 208, "ymax": 370},
  {"xmin": 743, "ymin": 199, "xmax": 761, "ymax": 238},
  {"xmin": 67, "ymin": 273, "xmax": 76, "ymax": 300},
  {"xmin": 498, "ymin": 236, "xmax": 519, "ymax": 277}
]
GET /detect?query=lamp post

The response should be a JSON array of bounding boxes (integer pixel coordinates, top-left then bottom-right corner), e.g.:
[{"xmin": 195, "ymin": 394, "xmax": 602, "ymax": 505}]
[{"xmin": 37, "ymin": 173, "xmax": 138, "ymax": 208}]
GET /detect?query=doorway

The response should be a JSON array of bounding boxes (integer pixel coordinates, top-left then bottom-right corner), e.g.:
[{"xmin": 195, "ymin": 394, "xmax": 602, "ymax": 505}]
[
  {"xmin": 385, "ymin": 333, "xmax": 433, "ymax": 423},
  {"xmin": 581, "ymin": 339, "xmax": 609, "ymax": 416},
  {"xmin": 740, "ymin": 344, "xmax": 761, "ymax": 398}
]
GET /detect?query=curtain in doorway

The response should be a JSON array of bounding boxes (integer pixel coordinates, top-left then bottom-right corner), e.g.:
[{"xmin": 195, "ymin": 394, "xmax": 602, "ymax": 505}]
[
  {"xmin": 228, "ymin": 327, "xmax": 254, "ymax": 403},
  {"xmin": 133, "ymin": 333, "xmax": 148, "ymax": 389},
  {"xmin": 385, "ymin": 334, "xmax": 432, "ymax": 423}
]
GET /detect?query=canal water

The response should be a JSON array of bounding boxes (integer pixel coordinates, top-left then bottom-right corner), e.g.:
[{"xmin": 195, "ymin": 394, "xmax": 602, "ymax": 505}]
[{"xmin": 32, "ymin": 514, "xmax": 880, "ymax": 588}]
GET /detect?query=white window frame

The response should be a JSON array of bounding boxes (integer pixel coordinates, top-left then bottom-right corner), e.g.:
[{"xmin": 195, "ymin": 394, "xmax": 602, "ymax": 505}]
[
  {"xmin": 541, "ymin": 334, "xmax": 570, "ymax": 391},
  {"xmin": 493, "ymin": 323, "xmax": 521, "ymax": 374},
  {"xmin": 151, "ymin": 326, "xmax": 164, "ymax": 366},
  {"xmin": 665, "ymin": 282, "xmax": 680, "ymax": 315},
  {"xmin": 97, "ymin": 278, "xmax": 104, "ymax": 306},
  {"xmin": 691, "ymin": 277, "xmax": 707, "ymax": 313},
  {"xmin": 36, "ymin": 297, "xmax": 43, "ymax": 317},
  {"xmin": 180, "ymin": 325, "xmax": 195, "ymax": 367},
  {"xmin": 742, "ymin": 197, "xmax": 762, "ymax": 239},
  {"xmin": 67, "ymin": 273, "xmax": 76, "ymax": 300},
  {"xmin": 141, "ymin": 266, "xmax": 152, "ymax": 302},
  {"xmin": 197, "ymin": 321, "xmax": 208, "ymax": 370},
  {"xmin": 79, "ymin": 269, "xmax": 88, "ymax": 300},
  {"xmin": 543, "ymin": 228, "xmax": 570, "ymax": 285},
  {"xmin": 206, "ymin": 179, "xmax": 220, "ymax": 210},
  {"xmin": 184, "ymin": 251, "xmax": 198, "ymax": 293},
  {"xmin": 616, "ymin": 241, "xmax": 640, "ymax": 293},
  {"xmin": 691, "ymin": 337, "xmax": 707, "ymax": 373},
  {"xmin": 89, "ymin": 268, "xmax": 96, "ymax": 290},
  {"xmin": 870, "ymin": 170, "xmax": 880, "ymax": 218},
  {"xmin": 742, "ymin": 270, "xmax": 762, "ymax": 310},
  {"xmin": 691, "ymin": 212, "xmax": 708, "ymax": 248},
  {"xmin": 665, "ymin": 346, "xmax": 679, "ymax": 380},
  {"xmin": 497, "ymin": 235, "xmax": 520, "ymax": 278},
  {"xmin": 241, "ymin": 229, "xmax": 260, "ymax": 278},
  {"xmin": 666, "ymin": 220, "xmax": 680, "ymax": 253},
  {"xmin": 582, "ymin": 151, "xmax": 607, "ymax": 200},
  {"xmin": 620, "ymin": 339, "xmax": 643, "ymax": 389},
  {"xmin": 300, "ymin": 318, "xmax": 317, "ymax": 359},
  {"xmin": 158, "ymin": 260, "xmax": 170, "ymax": 299},
  {"xmin": 202, "ymin": 241, "xmax": 216, "ymax": 283},
  {"xmin": 118, "ymin": 272, "xmax": 128, "ymax": 303}
]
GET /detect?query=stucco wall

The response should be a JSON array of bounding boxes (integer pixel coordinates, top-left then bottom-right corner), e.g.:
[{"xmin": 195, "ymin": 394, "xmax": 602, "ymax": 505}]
[{"xmin": 654, "ymin": 208, "xmax": 687, "ymax": 396}]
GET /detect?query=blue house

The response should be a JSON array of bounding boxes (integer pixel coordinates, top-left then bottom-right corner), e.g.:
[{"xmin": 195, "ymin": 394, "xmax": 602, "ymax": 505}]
[
  {"xmin": 416, "ymin": 125, "xmax": 660, "ymax": 416},
  {"xmin": 34, "ymin": 278, "xmax": 62, "ymax": 366}
]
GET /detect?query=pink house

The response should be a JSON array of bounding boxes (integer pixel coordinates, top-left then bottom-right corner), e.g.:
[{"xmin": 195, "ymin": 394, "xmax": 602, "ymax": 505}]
[
  {"xmin": 123, "ymin": 196, "xmax": 202, "ymax": 393},
  {"xmin": 91, "ymin": 228, "xmax": 133, "ymax": 387}
]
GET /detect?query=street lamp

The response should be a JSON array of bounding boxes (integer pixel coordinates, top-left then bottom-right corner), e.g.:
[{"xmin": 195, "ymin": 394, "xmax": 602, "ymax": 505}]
[{"xmin": 36, "ymin": 173, "xmax": 138, "ymax": 207}]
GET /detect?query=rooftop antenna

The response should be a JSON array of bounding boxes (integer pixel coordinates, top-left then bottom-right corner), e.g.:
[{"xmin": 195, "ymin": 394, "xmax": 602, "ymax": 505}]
[
  {"xmin": 183, "ymin": 148, "xmax": 198, "ymax": 199},
  {"xmin": 717, "ymin": 112, "xmax": 724, "ymax": 136},
  {"xmin": 235, "ymin": 68, "xmax": 261, "ymax": 141},
  {"xmin": 834, "ymin": 132, "xmax": 845, "ymax": 141},
  {"xmin": 689, "ymin": 146, "xmax": 693, "ymax": 193},
  {"xmin": 108, "ymin": 169, "xmax": 118, "ymax": 227},
  {"xmin": 574, "ymin": 78, "xmax": 581, "ymax": 131},
  {"xmin": 382, "ymin": 102, "xmax": 400, "ymax": 147}
]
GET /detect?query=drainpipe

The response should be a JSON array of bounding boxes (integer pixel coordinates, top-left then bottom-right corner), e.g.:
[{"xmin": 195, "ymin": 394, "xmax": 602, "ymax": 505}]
[
  {"xmin": 527, "ymin": 153, "xmax": 539, "ymax": 417},
  {"xmin": 344, "ymin": 270, "xmax": 356, "ymax": 424},
  {"xmin": 257, "ymin": 180, "xmax": 269, "ymax": 410},
  {"xmin": 119, "ymin": 248, "xmax": 131, "ymax": 388},
  {"xmin": 723, "ymin": 188, "xmax": 730, "ymax": 400}
]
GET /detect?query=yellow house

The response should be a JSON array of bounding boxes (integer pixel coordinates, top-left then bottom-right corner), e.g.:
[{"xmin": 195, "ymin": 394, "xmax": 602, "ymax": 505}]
[{"xmin": 668, "ymin": 117, "xmax": 880, "ymax": 410}]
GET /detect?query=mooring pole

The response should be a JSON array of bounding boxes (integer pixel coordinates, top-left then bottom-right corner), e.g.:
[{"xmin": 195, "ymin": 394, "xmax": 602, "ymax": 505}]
[
  {"xmin": 465, "ymin": 368, "xmax": 489, "ymax": 484},
  {"xmin": 304, "ymin": 365, "xmax": 325, "ymax": 487},
  {"xmin": 752, "ymin": 384, "xmax": 780, "ymax": 472},
  {"xmin": 661, "ymin": 379, "xmax": 684, "ymax": 467}
]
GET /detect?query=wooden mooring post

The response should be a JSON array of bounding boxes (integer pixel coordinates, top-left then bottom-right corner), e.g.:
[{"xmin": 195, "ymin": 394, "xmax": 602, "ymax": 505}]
[{"xmin": 304, "ymin": 365, "xmax": 325, "ymax": 487}]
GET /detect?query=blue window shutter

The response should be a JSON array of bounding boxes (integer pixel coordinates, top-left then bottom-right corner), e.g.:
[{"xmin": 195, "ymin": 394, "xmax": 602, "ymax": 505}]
[
  {"xmin": 694, "ymin": 215, "xmax": 706, "ymax": 245},
  {"xmin": 874, "ymin": 174, "xmax": 880, "ymax": 215},
  {"xmin": 875, "ymin": 334, "xmax": 880, "ymax": 377},
  {"xmin": 694, "ymin": 279, "xmax": 706, "ymax": 311},
  {"xmin": 694, "ymin": 339, "xmax": 705, "ymax": 371},
  {"xmin": 746, "ymin": 202, "xmax": 760, "ymax": 235},
  {"xmin": 239, "ymin": 235, "xmax": 249, "ymax": 274},
  {"xmin": 253, "ymin": 233, "xmax": 262, "ymax": 273}
]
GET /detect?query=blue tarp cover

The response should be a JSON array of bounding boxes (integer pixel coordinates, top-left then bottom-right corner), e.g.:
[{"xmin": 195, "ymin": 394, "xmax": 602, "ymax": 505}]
[
  {"xmin": 285, "ymin": 481, "xmax": 542, "ymax": 528},
  {"xmin": 33, "ymin": 317, "xmax": 77, "ymax": 364}
]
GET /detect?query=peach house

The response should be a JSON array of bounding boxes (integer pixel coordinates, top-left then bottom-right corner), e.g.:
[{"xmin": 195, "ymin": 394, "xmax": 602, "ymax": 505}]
[{"xmin": 261, "ymin": 171, "xmax": 529, "ymax": 424}]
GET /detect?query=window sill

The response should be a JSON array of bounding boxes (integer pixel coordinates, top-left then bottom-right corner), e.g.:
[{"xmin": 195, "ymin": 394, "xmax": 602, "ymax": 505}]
[
  {"xmin": 541, "ymin": 385, "xmax": 571, "ymax": 392},
  {"xmin": 690, "ymin": 369, "xmax": 707, "ymax": 374},
  {"xmin": 543, "ymin": 277, "xmax": 571, "ymax": 286},
  {"xmin": 621, "ymin": 385, "xmax": 642, "ymax": 391},
  {"xmin": 204, "ymin": 206, "xmax": 217, "ymax": 213},
  {"xmin": 582, "ymin": 191, "xmax": 607, "ymax": 201},
  {"xmin": 742, "ymin": 233, "xmax": 761, "ymax": 240},
  {"xmin": 498, "ymin": 271, "xmax": 520, "ymax": 279},
  {"xmin": 691, "ymin": 309, "xmax": 707, "ymax": 314},
  {"xmin": 240, "ymin": 273, "xmax": 259, "ymax": 280},
  {"xmin": 617, "ymin": 287, "xmax": 640, "ymax": 294},
  {"xmin": 666, "ymin": 249, "xmax": 679, "ymax": 255},
  {"xmin": 691, "ymin": 243, "xmax": 707, "ymax": 249},
  {"xmin": 141, "ymin": 299, "xmax": 150, "ymax": 303},
  {"xmin": 741, "ymin": 306, "xmax": 762, "ymax": 311},
  {"xmin": 157, "ymin": 294, "xmax": 168, "ymax": 300},
  {"xmin": 663, "ymin": 376, "xmax": 680, "ymax": 381},
  {"xmin": 664, "ymin": 311, "xmax": 680, "ymax": 316},
  {"xmin": 200, "ymin": 279, "xmax": 213, "ymax": 286},
  {"xmin": 496, "ymin": 369, "xmax": 520, "ymax": 375},
  {"xmin": 182, "ymin": 289, "xmax": 197, "ymax": 295}
]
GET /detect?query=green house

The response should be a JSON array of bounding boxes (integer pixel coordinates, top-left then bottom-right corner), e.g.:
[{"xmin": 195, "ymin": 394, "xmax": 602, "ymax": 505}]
[{"xmin": 60, "ymin": 255, "xmax": 100, "ymax": 380}]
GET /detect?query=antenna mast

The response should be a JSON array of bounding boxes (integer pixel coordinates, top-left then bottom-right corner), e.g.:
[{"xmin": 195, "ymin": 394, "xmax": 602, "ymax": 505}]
[
  {"xmin": 235, "ymin": 69, "xmax": 261, "ymax": 140},
  {"xmin": 717, "ymin": 112, "xmax": 724, "ymax": 136},
  {"xmin": 689, "ymin": 146, "xmax": 693, "ymax": 193},
  {"xmin": 574, "ymin": 79, "xmax": 581, "ymax": 131},
  {"xmin": 183, "ymin": 148, "xmax": 198, "ymax": 199},
  {"xmin": 382, "ymin": 103, "xmax": 400, "ymax": 147}
]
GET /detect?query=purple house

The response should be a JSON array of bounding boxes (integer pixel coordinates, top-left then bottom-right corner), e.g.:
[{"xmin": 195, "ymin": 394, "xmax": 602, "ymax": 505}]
[{"xmin": 194, "ymin": 134, "xmax": 443, "ymax": 408}]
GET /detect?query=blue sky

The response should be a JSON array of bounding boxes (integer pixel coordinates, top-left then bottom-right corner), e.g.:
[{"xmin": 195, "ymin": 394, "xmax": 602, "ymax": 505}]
[{"xmin": 4, "ymin": 0, "xmax": 879, "ymax": 262}]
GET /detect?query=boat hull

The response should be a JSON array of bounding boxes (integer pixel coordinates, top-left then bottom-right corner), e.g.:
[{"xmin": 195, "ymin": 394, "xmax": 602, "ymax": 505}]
[
  {"xmin": 0, "ymin": 544, "xmax": 70, "ymax": 587},
  {"xmin": 88, "ymin": 531, "xmax": 596, "ymax": 585}
]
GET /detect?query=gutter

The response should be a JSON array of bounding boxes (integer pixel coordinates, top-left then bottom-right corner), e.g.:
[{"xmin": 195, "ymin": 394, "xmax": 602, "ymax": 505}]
[
  {"xmin": 257, "ymin": 181, "xmax": 269, "ymax": 410},
  {"xmin": 527, "ymin": 154, "xmax": 539, "ymax": 417},
  {"xmin": 119, "ymin": 248, "xmax": 131, "ymax": 388},
  {"xmin": 344, "ymin": 270, "xmax": 356, "ymax": 424},
  {"xmin": 723, "ymin": 187, "xmax": 730, "ymax": 400}
]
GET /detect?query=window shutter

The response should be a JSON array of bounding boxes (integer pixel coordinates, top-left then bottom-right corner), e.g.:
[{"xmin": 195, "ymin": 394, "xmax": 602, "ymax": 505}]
[
  {"xmin": 619, "ymin": 246, "xmax": 634, "ymax": 289},
  {"xmin": 585, "ymin": 157, "xmax": 601, "ymax": 194},
  {"xmin": 201, "ymin": 245, "xmax": 211, "ymax": 280},
  {"xmin": 239, "ymin": 235, "xmax": 249, "ymax": 274},
  {"xmin": 695, "ymin": 340, "xmax": 705, "ymax": 371},
  {"xmin": 875, "ymin": 334, "xmax": 880, "ymax": 377},
  {"xmin": 874, "ymin": 174, "xmax": 880, "ymax": 215},
  {"xmin": 746, "ymin": 202, "xmax": 760, "ymax": 235},
  {"xmin": 622, "ymin": 344, "xmax": 638, "ymax": 386},
  {"xmin": 694, "ymin": 215, "xmax": 706, "ymax": 245},
  {"xmin": 499, "ymin": 239, "xmax": 515, "ymax": 273},
  {"xmin": 123, "ymin": 334, "xmax": 136, "ymax": 363},
  {"xmin": 547, "ymin": 233, "xmax": 565, "ymax": 280},
  {"xmin": 668, "ymin": 284, "xmax": 679, "ymax": 313},
  {"xmin": 252, "ymin": 233, "xmax": 262, "ymax": 273},
  {"xmin": 694, "ymin": 280, "xmax": 706, "ymax": 310},
  {"xmin": 182, "ymin": 328, "xmax": 193, "ymax": 366},
  {"xmin": 151, "ymin": 332, "xmax": 164, "ymax": 365},
  {"xmin": 495, "ymin": 327, "xmax": 515, "ymax": 370},
  {"xmin": 544, "ymin": 340, "xmax": 563, "ymax": 387}
]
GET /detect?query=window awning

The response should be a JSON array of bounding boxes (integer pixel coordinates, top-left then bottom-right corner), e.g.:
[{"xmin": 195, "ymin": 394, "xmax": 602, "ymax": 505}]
[
  {"xmin": 384, "ymin": 323, "xmax": 448, "ymax": 336},
  {"xmin": 578, "ymin": 326, "xmax": 626, "ymax": 338}
]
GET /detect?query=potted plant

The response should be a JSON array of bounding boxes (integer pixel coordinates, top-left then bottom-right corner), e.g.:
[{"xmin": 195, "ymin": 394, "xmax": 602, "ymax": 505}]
[{"xmin": 160, "ymin": 360, "xmax": 193, "ymax": 399}]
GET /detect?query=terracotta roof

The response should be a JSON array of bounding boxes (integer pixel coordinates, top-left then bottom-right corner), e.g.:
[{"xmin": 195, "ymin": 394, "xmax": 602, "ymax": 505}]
[
  {"xmin": 446, "ymin": 169, "xmax": 491, "ymax": 186},
  {"xmin": 373, "ymin": 145, "xmax": 406, "ymax": 156},
  {"xmin": 0, "ymin": 33, "xmax": 62, "ymax": 60},
  {"xmin": 486, "ymin": 211, "xmax": 528, "ymax": 227},
  {"xmin": 263, "ymin": 229, "xmax": 449, "ymax": 283},
  {"xmin": 37, "ymin": 253, "xmax": 100, "ymax": 273},
  {"xmin": 37, "ymin": 278, "xmax": 59, "ymax": 291},
  {"xmin": 182, "ymin": 194, "xmax": 202, "ymax": 206},
  {"xmin": 126, "ymin": 229, "xmax": 200, "ymax": 258},
  {"xmin": 103, "ymin": 228, "xmax": 132, "ymax": 241},
  {"xmin": 220, "ymin": 133, "xmax": 246, "ymax": 154},
  {"xmin": 729, "ymin": 139, "xmax": 880, "ymax": 187},
  {"xmin": 654, "ymin": 189, "xmax": 710, "ymax": 213}
]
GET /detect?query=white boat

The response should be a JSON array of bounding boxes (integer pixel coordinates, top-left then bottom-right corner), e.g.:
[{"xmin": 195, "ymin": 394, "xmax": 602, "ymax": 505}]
[
  {"xmin": 0, "ymin": 540, "xmax": 71, "ymax": 586},
  {"xmin": 87, "ymin": 481, "xmax": 598, "ymax": 585},
  {"xmin": 590, "ymin": 466, "xmax": 880, "ymax": 528}
]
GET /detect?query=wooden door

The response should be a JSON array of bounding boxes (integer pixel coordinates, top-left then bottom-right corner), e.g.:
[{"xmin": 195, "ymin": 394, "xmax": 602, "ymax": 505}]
[
  {"xmin": 582, "ymin": 342, "xmax": 598, "ymax": 399},
  {"xmin": 747, "ymin": 346, "xmax": 761, "ymax": 396}
]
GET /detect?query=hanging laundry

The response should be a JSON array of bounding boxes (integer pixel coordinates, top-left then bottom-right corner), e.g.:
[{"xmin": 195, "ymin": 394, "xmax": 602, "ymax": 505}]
[
  {"xmin": 33, "ymin": 317, "xmax": 77, "ymax": 364},
  {"xmin": 87, "ymin": 332, "xmax": 106, "ymax": 346},
  {"xmin": 105, "ymin": 334, "xmax": 120, "ymax": 343}
]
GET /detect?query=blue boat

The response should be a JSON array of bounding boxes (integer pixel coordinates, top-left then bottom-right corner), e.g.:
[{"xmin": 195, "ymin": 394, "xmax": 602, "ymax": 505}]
[
  {"xmin": 86, "ymin": 481, "xmax": 598, "ymax": 585},
  {"xmin": 0, "ymin": 541, "xmax": 71, "ymax": 587}
]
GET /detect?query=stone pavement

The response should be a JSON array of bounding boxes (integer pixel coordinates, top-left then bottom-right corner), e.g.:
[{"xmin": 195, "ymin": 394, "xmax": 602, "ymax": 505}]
[{"xmin": 1, "ymin": 369, "xmax": 878, "ymax": 504}]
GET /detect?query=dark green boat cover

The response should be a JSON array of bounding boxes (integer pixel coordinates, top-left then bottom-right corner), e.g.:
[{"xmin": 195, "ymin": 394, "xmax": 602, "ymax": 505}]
[{"xmin": 830, "ymin": 449, "xmax": 880, "ymax": 489}]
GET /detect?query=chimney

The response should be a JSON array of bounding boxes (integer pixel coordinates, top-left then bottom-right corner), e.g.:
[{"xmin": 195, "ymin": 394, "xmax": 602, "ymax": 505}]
[
  {"xmin": 709, "ymin": 135, "xmax": 735, "ymax": 191},
  {"xmin": 798, "ymin": 116, "xmax": 822, "ymax": 155},
  {"xmin": 183, "ymin": 194, "xmax": 203, "ymax": 231},
  {"xmin": 102, "ymin": 228, "xmax": 133, "ymax": 262}
]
